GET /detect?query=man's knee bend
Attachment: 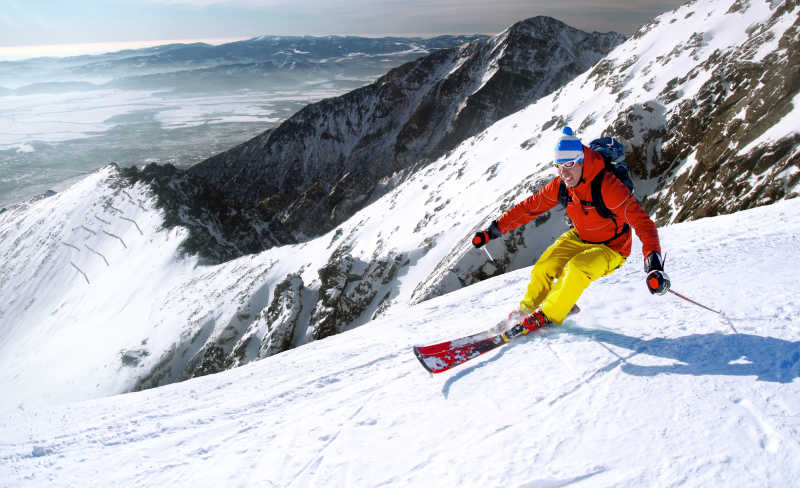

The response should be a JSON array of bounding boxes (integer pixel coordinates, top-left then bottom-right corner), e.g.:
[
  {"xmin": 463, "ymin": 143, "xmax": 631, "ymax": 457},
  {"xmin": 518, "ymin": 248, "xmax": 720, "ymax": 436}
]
[
  {"xmin": 531, "ymin": 262, "xmax": 560, "ymax": 282},
  {"xmin": 563, "ymin": 259, "xmax": 604, "ymax": 283},
  {"xmin": 569, "ymin": 251, "xmax": 614, "ymax": 280},
  {"xmin": 532, "ymin": 253, "xmax": 567, "ymax": 279}
]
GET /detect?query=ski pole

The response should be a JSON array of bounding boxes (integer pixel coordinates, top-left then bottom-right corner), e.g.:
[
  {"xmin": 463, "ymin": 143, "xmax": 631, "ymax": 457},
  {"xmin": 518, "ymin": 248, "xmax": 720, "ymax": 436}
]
[
  {"xmin": 482, "ymin": 246, "xmax": 497, "ymax": 265},
  {"xmin": 668, "ymin": 289, "xmax": 721, "ymax": 315}
]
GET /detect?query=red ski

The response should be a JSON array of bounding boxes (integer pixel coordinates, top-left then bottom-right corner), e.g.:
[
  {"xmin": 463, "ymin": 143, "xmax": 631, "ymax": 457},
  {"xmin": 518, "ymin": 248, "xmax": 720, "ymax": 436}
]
[
  {"xmin": 413, "ymin": 322, "xmax": 529, "ymax": 374},
  {"xmin": 413, "ymin": 307, "xmax": 579, "ymax": 374}
]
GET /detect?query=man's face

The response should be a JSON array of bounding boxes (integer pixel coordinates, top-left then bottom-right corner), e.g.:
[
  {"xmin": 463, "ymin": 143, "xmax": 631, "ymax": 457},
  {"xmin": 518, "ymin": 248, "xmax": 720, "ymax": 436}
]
[{"xmin": 558, "ymin": 160, "xmax": 583, "ymax": 188}]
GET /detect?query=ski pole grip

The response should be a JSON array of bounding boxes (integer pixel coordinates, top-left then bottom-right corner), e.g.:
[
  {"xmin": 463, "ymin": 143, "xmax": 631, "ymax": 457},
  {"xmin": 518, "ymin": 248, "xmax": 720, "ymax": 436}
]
[
  {"xmin": 646, "ymin": 270, "xmax": 670, "ymax": 295},
  {"xmin": 472, "ymin": 231, "xmax": 489, "ymax": 248}
]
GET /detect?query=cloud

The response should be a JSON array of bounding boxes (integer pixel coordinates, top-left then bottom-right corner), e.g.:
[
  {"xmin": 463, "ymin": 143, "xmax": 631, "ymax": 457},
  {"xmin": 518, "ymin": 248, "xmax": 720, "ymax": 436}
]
[
  {"xmin": 5, "ymin": 0, "xmax": 689, "ymax": 47},
  {"xmin": 142, "ymin": 0, "xmax": 687, "ymax": 35},
  {"xmin": 148, "ymin": 0, "xmax": 300, "ymax": 5}
]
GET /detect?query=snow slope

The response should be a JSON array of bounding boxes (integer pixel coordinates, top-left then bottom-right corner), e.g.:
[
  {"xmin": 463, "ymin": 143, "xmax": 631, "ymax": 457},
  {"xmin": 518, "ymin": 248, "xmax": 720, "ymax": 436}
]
[
  {"xmin": 1, "ymin": 0, "xmax": 798, "ymax": 412},
  {"xmin": 0, "ymin": 168, "xmax": 199, "ymax": 407},
  {"xmin": 2, "ymin": 198, "xmax": 799, "ymax": 487}
]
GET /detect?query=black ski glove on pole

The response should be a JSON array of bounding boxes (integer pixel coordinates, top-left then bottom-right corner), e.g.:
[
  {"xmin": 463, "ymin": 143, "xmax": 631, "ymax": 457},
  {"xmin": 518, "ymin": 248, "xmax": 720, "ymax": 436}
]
[
  {"xmin": 644, "ymin": 251, "xmax": 670, "ymax": 295},
  {"xmin": 472, "ymin": 221, "xmax": 502, "ymax": 248}
]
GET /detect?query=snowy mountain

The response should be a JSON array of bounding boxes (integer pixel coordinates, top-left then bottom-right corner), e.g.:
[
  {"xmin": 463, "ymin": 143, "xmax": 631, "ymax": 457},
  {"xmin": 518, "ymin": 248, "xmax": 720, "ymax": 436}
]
[
  {"xmin": 126, "ymin": 17, "xmax": 623, "ymax": 262},
  {"xmin": 2, "ymin": 198, "xmax": 799, "ymax": 486},
  {"xmin": 0, "ymin": 0, "xmax": 798, "ymax": 425},
  {"xmin": 577, "ymin": 0, "xmax": 799, "ymax": 224},
  {"xmin": 0, "ymin": 35, "xmax": 486, "ymax": 211}
]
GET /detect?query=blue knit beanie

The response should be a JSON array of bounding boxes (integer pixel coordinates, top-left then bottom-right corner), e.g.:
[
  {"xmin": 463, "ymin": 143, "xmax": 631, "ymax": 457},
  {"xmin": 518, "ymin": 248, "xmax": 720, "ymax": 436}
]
[{"xmin": 554, "ymin": 126, "xmax": 584, "ymax": 163}]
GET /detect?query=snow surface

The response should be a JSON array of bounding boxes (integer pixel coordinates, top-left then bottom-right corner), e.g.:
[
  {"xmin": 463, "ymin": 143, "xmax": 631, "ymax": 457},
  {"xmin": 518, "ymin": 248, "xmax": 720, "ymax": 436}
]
[{"xmin": 2, "ymin": 198, "xmax": 800, "ymax": 487}]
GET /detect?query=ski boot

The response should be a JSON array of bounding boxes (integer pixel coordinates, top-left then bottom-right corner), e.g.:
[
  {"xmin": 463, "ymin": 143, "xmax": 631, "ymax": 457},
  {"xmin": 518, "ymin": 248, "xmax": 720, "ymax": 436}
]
[{"xmin": 501, "ymin": 310, "xmax": 550, "ymax": 341}]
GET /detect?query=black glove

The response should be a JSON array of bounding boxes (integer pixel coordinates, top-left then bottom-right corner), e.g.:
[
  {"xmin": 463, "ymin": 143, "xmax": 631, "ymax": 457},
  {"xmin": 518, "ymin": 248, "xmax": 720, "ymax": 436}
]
[
  {"xmin": 646, "ymin": 270, "xmax": 670, "ymax": 295},
  {"xmin": 644, "ymin": 251, "xmax": 670, "ymax": 295},
  {"xmin": 472, "ymin": 221, "xmax": 502, "ymax": 248}
]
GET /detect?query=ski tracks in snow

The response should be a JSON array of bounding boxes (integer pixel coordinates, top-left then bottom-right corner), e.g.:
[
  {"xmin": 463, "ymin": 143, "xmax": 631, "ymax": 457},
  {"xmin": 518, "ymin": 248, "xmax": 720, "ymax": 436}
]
[{"xmin": 0, "ymin": 344, "xmax": 412, "ymax": 487}]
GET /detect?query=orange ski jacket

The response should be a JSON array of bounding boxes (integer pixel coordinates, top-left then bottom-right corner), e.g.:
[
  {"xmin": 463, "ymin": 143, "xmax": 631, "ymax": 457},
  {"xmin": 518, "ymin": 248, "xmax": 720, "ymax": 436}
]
[{"xmin": 496, "ymin": 147, "xmax": 661, "ymax": 259}]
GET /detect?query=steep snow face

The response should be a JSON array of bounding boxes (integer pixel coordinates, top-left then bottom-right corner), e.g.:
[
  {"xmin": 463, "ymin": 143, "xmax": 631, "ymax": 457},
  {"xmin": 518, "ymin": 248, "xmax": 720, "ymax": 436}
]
[
  {"xmin": 0, "ymin": 165, "xmax": 323, "ymax": 410},
  {"xmin": 0, "ymin": 167, "xmax": 213, "ymax": 408},
  {"xmin": 2, "ymin": 199, "xmax": 799, "ymax": 487}
]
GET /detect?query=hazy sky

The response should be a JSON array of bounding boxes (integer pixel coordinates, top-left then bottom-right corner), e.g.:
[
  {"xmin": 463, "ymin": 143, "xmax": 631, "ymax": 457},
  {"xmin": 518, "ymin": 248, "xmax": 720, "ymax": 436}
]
[{"xmin": 1, "ymin": 1, "xmax": 688, "ymax": 50}]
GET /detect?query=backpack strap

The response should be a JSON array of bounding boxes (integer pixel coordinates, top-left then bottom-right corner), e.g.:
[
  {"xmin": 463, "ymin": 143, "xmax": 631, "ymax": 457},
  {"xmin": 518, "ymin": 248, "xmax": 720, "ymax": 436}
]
[
  {"xmin": 558, "ymin": 180, "xmax": 594, "ymax": 208},
  {"xmin": 558, "ymin": 181, "xmax": 570, "ymax": 208},
  {"xmin": 590, "ymin": 169, "xmax": 613, "ymax": 219},
  {"xmin": 580, "ymin": 222, "xmax": 631, "ymax": 246},
  {"xmin": 589, "ymin": 168, "xmax": 630, "ymax": 244}
]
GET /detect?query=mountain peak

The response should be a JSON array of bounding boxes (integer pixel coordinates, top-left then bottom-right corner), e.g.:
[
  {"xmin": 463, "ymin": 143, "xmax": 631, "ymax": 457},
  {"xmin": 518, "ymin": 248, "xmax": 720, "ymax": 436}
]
[
  {"xmin": 167, "ymin": 19, "xmax": 623, "ymax": 262},
  {"xmin": 507, "ymin": 15, "xmax": 623, "ymax": 38}
]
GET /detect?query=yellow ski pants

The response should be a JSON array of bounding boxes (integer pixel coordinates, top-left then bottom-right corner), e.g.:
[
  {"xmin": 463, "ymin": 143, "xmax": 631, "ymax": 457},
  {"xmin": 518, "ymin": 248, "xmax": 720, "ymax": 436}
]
[{"xmin": 520, "ymin": 229, "xmax": 626, "ymax": 324}]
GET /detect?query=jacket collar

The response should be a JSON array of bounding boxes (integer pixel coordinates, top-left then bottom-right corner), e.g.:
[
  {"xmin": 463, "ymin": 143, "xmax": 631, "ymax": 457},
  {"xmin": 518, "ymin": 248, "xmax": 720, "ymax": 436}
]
[{"xmin": 579, "ymin": 147, "xmax": 605, "ymax": 183}]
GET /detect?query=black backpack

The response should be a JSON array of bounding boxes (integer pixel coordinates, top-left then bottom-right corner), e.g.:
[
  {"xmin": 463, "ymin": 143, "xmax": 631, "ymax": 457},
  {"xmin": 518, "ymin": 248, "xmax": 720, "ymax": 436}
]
[
  {"xmin": 557, "ymin": 137, "xmax": 634, "ymax": 244},
  {"xmin": 592, "ymin": 137, "xmax": 634, "ymax": 191}
]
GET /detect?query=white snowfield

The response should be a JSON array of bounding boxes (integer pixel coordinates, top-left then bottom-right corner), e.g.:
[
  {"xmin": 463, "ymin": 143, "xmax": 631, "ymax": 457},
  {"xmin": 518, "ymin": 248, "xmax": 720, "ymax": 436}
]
[{"xmin": 1, "ymin": 198, "xmax": 799, "ymax": 487}]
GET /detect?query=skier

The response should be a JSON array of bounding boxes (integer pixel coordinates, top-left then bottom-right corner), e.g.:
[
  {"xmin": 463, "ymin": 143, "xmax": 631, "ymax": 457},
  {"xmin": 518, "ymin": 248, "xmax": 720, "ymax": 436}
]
[{"xmin": 472, "ymin": 127, "xmax": 670, "ymax": 332}]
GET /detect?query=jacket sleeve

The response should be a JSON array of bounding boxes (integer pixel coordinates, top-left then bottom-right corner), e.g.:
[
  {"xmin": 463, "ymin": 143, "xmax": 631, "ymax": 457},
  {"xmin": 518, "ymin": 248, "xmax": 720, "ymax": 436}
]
[
  {"xmin": 601, "ymin": 175, "xmax": 661, "ymax": 258},
  {"xmin": 496, "ymin": 178, "xmax": 561, "ymax": 234}
]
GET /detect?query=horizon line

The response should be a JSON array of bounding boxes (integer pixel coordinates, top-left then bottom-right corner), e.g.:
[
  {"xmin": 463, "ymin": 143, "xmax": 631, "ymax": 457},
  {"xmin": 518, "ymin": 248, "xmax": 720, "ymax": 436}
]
[
  {"xmin": 0, "ymin": 37, "xmax": 250, "ymax": 62},
  {"xmin": 0, "ymin": 32, "xmax": 495, "ymax": 62}
]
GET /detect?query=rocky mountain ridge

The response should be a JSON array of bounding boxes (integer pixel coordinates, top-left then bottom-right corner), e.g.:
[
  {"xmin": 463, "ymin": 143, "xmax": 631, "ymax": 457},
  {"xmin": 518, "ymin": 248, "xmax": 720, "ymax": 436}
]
[{"xmin": 125, "ymin": 16, "xmax": 624, "ymax": 262}]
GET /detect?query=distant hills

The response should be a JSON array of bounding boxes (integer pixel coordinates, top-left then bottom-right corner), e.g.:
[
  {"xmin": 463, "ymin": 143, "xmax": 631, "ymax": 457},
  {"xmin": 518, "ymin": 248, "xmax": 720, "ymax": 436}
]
[{"xmin": 0, "ymin": 35, "xmax": 486, "ymax": 93}]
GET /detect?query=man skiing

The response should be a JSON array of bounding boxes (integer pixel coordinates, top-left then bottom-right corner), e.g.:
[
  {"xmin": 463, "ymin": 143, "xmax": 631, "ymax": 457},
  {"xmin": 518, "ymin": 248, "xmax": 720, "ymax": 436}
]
[{"xmin": 472, "ymin": 127, "xmax": 670, "ymax": 333}]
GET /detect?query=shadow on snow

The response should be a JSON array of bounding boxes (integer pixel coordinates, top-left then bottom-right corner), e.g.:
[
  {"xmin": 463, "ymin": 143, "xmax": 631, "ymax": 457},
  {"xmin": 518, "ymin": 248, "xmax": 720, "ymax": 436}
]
[
  {"xmin": 564, "ymin": 325, "xmax": 800, "ymax": 383},
  {"xmin": 439, "ymin": 321, "xmax": 799, "ymax": 398}
]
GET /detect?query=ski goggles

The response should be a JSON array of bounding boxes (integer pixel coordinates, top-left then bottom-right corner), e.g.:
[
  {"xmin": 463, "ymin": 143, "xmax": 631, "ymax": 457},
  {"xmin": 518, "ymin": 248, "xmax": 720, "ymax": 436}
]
[{"xmin": 554, "ymin": 159, "xmax": 580, "ymax": 169}]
